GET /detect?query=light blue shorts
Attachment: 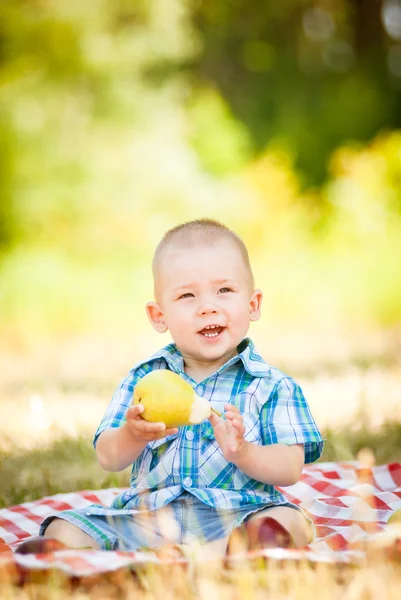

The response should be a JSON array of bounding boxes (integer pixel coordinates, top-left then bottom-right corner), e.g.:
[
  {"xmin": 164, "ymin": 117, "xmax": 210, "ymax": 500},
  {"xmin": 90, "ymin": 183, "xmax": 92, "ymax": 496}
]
[{"xmin": 39, "ymin": 493, "xmax": 307, "ymax": 551}]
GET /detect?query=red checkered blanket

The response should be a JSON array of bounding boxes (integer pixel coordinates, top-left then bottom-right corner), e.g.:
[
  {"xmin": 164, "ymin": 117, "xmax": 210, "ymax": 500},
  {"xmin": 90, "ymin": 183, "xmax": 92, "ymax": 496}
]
[{"xmin": 1, "ymin": 461, "xmax": 400, "ymax": 577}]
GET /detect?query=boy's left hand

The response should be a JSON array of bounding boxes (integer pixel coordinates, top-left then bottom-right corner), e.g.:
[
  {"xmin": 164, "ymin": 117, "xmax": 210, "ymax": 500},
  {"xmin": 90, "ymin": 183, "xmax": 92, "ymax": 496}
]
[{"xmin": 208, "ymin": 404, "xmax": 247, "ymax": 463}]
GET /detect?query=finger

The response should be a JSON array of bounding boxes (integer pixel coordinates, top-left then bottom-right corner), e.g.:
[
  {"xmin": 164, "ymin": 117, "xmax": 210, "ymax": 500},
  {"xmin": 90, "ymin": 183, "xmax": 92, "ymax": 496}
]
[
  {"xmin": 231, "ymin": 422, "xmax": 242, "ymax": 437},
  {"xmin": 232, "ymin": 418, "xmax": 245, "ymax": 434},
  {"xmin": 225, "ymin": 410, "xmax": 242, "ymax": 423},
  {"xmin": 225, "ymin": 403, "xmax": 240, "ymax": 414},
  {"xmin": 143, "ymin": 426, "xmax": 181, "ymax": 440},
  {"xmin": 127, "ymin": 404, "xmax": 144, "ymax": 418},
  {"xmin": 164, "ymin": 428, "xmax": 179, "ymax": 436},
  {"xmin": 134, "ymin": 420, "xmax": 167, "ymax": 434},
  {"xmin": 208, "ymin": 412, "xmax": 221, "ymax": 428},
  {"xmin": 229, "ymin": 423, "xmax": 244, "ymax": 451}
]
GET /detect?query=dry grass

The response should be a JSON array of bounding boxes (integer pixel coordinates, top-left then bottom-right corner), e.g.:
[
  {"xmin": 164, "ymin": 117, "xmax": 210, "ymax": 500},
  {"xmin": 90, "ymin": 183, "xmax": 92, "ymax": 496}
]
[{"xmin": 0, "ymin": 552, "xmax": 400, "ymax": 600}]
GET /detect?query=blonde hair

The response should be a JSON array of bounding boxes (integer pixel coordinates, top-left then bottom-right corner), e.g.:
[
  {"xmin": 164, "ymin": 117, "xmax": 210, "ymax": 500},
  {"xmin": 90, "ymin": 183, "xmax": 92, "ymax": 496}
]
[{"xmin": 152, "ymin": 219, "xmax": 255, "ymax": 296}]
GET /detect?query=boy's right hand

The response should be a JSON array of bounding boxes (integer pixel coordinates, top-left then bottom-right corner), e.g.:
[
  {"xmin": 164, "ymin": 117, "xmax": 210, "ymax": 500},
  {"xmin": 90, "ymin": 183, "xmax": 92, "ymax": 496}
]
[{"xmin": 125, "ymin": 404, "xmax": 179, "ymax": 442}]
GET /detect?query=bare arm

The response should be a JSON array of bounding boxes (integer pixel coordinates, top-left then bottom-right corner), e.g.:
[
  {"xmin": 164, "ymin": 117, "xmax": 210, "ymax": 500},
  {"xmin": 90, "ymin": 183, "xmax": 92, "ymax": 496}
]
[
  {"xmin": 230, "ymin": 442, "xmax": 304, "ymax": 486},
  {"xmin": 95, "ymin": 404, "xmax": 178, "ymax": 472},
  {"xmin": 95, "ymin": 423, "xmax": 147, "ymax": 472}
]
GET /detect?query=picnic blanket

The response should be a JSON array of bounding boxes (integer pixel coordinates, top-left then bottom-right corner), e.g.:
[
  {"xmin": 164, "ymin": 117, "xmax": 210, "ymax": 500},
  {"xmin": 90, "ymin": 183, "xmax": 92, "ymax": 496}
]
[{"xmin": 1, "ymin": 461, "xmax": 400, "ymax": 578}]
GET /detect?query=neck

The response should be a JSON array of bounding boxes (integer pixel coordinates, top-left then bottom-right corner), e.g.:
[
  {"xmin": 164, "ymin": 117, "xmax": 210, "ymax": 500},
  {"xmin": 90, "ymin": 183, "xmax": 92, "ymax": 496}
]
[{"xmin": 183, "ymin": 349, "xmax": 238, "ymax": 383}]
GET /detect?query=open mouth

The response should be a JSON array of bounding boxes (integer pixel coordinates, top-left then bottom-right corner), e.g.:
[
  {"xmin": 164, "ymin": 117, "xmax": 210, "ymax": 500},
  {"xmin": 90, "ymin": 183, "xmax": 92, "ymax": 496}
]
[{"xmin": 198, "ymin": 325, "xmax": 225, "ymax": 338}]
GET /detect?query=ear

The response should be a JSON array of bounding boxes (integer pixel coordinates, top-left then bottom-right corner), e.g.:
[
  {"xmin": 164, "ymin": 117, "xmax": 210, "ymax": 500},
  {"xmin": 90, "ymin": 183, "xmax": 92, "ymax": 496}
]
[
  {"xmin": 249, "ymin": 289, "xmax": 263, "ymax": 322},
  {"xmin": 146, "ymin": 301, "xmax": 168, "ymax": 333}
]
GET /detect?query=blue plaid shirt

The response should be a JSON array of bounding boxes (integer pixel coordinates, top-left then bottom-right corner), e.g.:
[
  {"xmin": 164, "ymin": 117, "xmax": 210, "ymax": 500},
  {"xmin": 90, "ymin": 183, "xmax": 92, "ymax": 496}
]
[{"xmin": 93, "ymin": 338, "xmax": 323, "ymax": 513}]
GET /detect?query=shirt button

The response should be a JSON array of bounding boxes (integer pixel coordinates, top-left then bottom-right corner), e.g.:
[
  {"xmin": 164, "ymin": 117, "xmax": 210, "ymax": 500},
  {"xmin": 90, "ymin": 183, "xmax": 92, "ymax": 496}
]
[
  {"xmin": 183, "ymin": 477, "xmax": 193, "ymax": 488},
  {"xmin": 185, "ymin": 430, "xmax": 194, "ymax": 441},
  {"xmin": 197, "ymin": 385, "xmax": 204, "ymax": 396}
]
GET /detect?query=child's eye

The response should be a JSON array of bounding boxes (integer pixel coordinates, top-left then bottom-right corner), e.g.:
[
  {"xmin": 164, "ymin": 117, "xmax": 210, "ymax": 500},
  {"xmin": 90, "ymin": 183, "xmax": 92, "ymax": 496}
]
[
  {"xmin": 218, "ymin": 287, "xmax": 232, "ymax": 294},
  {"xmin": 178, "ymin": 293, "xmax": 194, "ymax": 299}
]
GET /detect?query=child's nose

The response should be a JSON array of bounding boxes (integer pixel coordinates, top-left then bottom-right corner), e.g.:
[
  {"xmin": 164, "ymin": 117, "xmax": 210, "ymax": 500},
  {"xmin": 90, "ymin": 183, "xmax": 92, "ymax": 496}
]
[{"xmin": 197, "ymin": 301, "xmax": 218, "ymax": 316}]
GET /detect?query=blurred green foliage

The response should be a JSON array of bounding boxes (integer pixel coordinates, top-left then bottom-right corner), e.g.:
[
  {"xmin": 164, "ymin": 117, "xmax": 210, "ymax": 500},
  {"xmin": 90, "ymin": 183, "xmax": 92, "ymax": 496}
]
[
  {"xmin": 0, "ymin": 0, "xmax": 400, "ymax": 348},
  {"xmin": 193, "ymin": 0, "xmax": 401, "ymax": 184}
]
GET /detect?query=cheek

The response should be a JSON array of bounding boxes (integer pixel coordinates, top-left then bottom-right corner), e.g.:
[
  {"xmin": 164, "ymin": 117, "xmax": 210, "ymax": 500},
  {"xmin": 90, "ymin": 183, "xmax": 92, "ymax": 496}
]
[
  {"xmin": 229, "ymin": 299, "xmax": 249, "ymax": 317},
  {"xmin": 172, "ymin": 321, "xmax": 194, "ymax": 346},
  {"xmin": 231, "ymin": 304, "xmax": 252, "ymax": 328},
  {"xmin": 166, "ymin": 307, "xmax": 192, "ymax": 332}
]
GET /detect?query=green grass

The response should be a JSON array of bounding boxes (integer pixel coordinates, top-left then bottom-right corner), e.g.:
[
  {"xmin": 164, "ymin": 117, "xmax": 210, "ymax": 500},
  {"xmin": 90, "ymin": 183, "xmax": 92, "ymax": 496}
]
[
  {"xmin": 0, "ymin": 436, "xmax": 131, "ymax": 508},
  {"xmin": 321, "ymin": 420, "xmax": 401, "ymax": 464},
  {"xmin": 1, "ymin": 420, "xmax": 400, "ymax": 508}
]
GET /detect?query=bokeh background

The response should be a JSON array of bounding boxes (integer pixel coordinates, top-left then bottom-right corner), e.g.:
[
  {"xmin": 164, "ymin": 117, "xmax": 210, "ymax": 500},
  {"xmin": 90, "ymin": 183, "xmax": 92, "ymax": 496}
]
[{"xmin": 1, "ymin": 0, "xmax": 401, "ymax": 448}]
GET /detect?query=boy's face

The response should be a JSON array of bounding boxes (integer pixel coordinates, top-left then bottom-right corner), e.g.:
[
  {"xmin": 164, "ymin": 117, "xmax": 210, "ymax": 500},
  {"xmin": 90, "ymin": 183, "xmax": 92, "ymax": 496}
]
[{"xmin": 146, "ymin": 239, "xmax": 262, "ymax": 372}]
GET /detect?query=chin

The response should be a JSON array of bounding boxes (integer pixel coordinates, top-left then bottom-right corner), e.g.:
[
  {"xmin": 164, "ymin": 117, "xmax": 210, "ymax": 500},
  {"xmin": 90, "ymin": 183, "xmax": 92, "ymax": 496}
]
[{"xmin": 203, "ymin": 344, "xmax": 237, "ymax": 361}]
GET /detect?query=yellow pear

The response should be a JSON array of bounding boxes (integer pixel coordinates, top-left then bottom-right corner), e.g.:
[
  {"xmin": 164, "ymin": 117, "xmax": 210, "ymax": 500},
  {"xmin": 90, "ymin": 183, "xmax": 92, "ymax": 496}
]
[{"xmin": 133, "ymin": 370, "xmax": 215, "ymax": 427}]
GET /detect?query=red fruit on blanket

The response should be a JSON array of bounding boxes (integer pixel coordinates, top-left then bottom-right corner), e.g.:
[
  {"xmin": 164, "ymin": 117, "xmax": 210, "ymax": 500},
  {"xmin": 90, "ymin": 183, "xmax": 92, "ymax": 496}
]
[{"xmin": 15, "ymin": 536, "xmax": 68, "ymax": 554}]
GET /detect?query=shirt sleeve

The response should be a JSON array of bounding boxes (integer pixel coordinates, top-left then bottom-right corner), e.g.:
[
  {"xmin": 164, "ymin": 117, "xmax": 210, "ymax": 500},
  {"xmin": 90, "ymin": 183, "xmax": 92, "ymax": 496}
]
[
  {"xmin": 259, "ymin": 377, "xmax": 324, "ymax": 464},
  {"xmin": 93, "ymin": 372, "xmax": 135, "ymax": 447}
]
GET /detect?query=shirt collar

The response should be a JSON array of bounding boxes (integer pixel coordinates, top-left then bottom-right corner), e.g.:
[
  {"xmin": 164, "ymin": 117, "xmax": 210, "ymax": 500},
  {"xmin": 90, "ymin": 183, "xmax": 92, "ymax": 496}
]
[
  {"xmin": 134, "ymin": 337, "xmax": 271, "ymax": 378},
  {"xmin": 236, "ymin": 338, "xmax": 271, "ymax": 377}
]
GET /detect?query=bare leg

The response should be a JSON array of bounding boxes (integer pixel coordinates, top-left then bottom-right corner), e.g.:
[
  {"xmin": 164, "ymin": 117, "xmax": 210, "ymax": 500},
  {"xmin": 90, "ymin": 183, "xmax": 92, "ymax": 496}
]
[
  {"xmin": 44, "ymin": 518, "xmax": 101, "ymax": 550},
  {"xmin": 246, "ymin": 505, "xmax": 313, "ymax": 548}
]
